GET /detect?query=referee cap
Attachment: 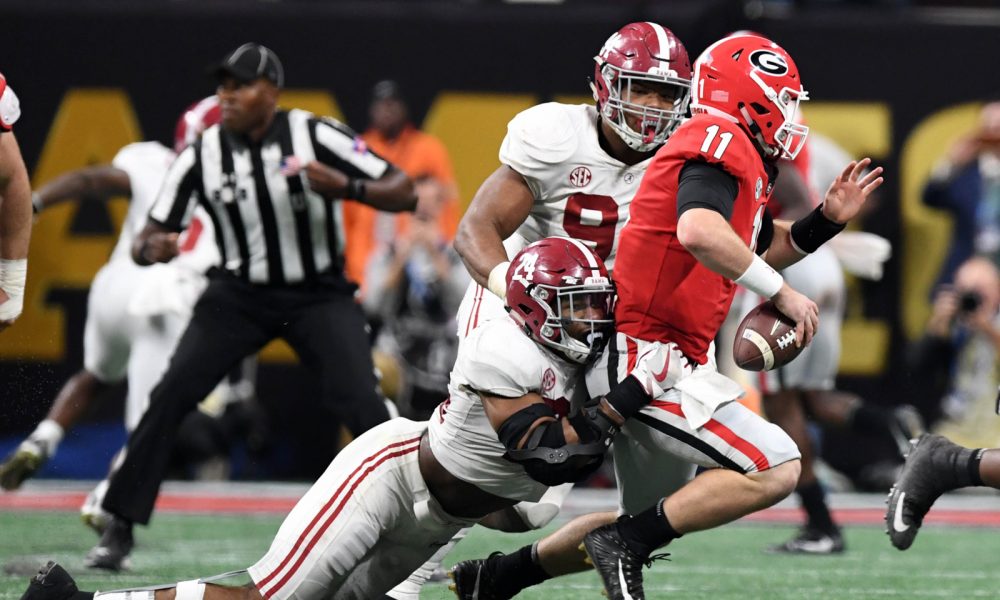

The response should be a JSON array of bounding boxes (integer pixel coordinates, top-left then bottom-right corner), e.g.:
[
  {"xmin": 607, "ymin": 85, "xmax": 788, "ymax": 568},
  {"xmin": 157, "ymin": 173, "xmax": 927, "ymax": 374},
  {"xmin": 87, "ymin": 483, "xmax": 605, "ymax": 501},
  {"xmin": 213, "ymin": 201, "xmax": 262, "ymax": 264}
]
[{"xmin": 212, "ymin": 43, "xmax": 285, "ymax": 88}]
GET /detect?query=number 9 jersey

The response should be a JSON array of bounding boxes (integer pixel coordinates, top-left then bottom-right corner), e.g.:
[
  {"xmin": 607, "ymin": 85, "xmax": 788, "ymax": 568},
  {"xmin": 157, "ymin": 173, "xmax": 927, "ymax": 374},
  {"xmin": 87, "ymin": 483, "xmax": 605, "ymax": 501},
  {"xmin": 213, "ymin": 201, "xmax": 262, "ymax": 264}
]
[{"xmin": 457, "ymin": 101, "xmax": 653, "ymax": 338}]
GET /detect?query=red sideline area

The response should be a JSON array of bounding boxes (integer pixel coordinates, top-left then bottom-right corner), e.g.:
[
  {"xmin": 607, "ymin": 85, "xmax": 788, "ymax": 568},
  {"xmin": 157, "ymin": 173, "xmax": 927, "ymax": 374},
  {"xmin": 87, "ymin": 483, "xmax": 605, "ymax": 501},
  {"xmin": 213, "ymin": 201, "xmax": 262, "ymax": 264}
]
[{"xmin": 3, "ymin": 491, "xmax": 1000, "ymax": 527}]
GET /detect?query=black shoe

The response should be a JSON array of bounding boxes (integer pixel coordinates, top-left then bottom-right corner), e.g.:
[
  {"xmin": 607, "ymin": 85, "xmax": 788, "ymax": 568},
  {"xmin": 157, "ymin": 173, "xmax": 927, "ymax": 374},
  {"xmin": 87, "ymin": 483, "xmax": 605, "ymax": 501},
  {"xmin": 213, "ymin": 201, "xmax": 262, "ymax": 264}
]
[
  {"xmin": 84, "ymin": 516, "xmax": 133, "ymax": 571},
  {"xmin": 766, "ymin": 527, "xmax": 845, "ymax": 555},
  {"xmin": 20, "ymin": 562, "xmax": 79, "ymax": 600},
  {"xmin": 888, "ymin": 405, "xmax": 926, "ymax": 458},
  {"xmin": 582, "ymin": 520, "xmax": 669, "ymax": 600},
  {"xmin": 886, "ymin": 434, "xmax": 953, "ymax": 550},
  {"xmin": 448, "ymin": 552, "xmax": 512, "ymax": 600}
]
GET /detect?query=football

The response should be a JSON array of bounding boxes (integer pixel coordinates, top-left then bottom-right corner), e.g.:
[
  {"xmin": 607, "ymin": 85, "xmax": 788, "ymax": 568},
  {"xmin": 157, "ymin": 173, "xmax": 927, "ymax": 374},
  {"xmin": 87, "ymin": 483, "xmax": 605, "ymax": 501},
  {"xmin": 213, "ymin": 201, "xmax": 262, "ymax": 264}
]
[{"xmin": 733, "ymin": 300, "xmax": 803, "ymax": 371}]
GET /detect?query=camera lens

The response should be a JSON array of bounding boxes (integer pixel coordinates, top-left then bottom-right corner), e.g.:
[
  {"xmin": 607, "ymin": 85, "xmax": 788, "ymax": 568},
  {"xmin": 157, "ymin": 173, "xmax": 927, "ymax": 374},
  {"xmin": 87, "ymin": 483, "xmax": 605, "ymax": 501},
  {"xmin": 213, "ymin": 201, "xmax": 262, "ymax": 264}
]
[{"xmin": 959, "ymin": 290, "xmax": 982, "ymax": 313}]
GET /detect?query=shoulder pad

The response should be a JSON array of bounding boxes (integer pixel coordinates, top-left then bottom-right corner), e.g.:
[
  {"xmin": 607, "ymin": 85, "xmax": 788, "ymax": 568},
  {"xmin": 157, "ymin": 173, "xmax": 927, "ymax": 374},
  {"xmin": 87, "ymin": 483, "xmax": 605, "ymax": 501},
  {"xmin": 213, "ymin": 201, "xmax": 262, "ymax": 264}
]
[
  {"xmin": 500, "ymin": 103, "xmax": 580, "ymax": 171},
  {"xmin": 458, "ymin": 319, "xmax": 544, "ymax": 398}
]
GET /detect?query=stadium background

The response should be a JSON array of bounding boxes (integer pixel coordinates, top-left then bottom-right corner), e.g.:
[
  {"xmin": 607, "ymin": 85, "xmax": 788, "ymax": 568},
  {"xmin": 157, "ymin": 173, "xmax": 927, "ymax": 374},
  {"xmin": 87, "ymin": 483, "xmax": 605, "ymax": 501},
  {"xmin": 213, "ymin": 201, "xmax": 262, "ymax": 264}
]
[{"xmin": 1, "ymin": 0, "xmax": 999, "ymax": 481}]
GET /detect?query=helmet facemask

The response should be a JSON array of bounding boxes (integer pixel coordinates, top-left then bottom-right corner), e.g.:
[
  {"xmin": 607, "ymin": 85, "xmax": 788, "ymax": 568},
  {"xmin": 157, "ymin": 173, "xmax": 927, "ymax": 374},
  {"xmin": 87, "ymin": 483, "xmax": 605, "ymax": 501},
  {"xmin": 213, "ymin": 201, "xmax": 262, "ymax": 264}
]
[
  {"xmin": 530, "ymin": 280, "xmax": 615, "ymax": 364},
  {"xmin": 596, "ymin": 65, "xmax": 690, "ymax": 152},
  {"xmin": 745, "ymin": 69, "xmax": 810, "ymax": 159}
]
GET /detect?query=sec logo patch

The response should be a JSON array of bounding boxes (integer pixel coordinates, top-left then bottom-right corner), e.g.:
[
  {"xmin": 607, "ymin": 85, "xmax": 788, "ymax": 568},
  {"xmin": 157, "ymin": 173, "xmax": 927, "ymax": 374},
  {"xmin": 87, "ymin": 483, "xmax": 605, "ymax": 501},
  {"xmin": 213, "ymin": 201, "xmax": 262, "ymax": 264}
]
[
  {"xmin": 569, "ymin": 166, "xmax": 592, "ymax": 187},
  {"xmin": 542, "ymin": 368, "xmax": 556, "ymax": 393},
  {"xmin": 755, "ymin": 177, "xmax": 763, "ymax": 199}
]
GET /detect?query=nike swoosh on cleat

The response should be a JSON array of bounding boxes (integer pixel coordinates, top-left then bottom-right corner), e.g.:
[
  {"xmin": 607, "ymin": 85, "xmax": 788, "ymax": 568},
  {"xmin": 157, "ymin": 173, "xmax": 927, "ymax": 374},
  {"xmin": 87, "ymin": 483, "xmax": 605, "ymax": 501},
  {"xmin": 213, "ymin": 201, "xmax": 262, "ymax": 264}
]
[
  {"xmin": 892, "ymin": 492, "xmax": 910, "ymax": 533},
  {"xmin": 617, "ymin": 560, "xmax": 635, "ymax": 600},
  {"xmin": 472, "ymin": 565, "xmax": 482, "ymax": 599}
]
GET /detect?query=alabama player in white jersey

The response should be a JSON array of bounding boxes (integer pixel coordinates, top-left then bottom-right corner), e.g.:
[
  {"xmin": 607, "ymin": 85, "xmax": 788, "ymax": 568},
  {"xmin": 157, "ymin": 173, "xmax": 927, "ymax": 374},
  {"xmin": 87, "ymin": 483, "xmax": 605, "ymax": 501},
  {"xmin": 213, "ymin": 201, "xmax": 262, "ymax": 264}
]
[
  {"xmin": 18, "ymin": 237, "xmax": 620, "ymax": 600},
  {"xmin": 0, "ymin": 71, "xmax": 32, "ymax": 332},
  {"xmin": 0, "ymin": 98, "xmax": 253, "ymax": 533},
  {"xmin": 388, "ymin": 22, "xmax": 694, "ymax": 600}
]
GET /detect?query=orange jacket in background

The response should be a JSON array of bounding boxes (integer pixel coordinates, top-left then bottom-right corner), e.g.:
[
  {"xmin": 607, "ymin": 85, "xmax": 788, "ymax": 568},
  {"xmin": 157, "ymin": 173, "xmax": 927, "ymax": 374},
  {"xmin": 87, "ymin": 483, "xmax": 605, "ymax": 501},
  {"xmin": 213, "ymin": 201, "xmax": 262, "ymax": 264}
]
[{"xmin": 343, "ymin": 124, "xmax": 460, "ymax": 287}]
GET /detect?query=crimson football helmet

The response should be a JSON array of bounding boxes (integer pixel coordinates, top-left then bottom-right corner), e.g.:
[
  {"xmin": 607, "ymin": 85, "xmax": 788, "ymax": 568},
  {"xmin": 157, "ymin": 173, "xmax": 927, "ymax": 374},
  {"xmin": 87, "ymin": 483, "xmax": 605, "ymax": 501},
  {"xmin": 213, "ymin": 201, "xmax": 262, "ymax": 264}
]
[
  {"xmin": 591, "ymin": 22, "xmax": 692, "ymax": 152},
  {"xmin": 174, "ymin": 96, "xmax": 221, "ymax": 153},
  {"xmin": 506, "ymin": 237, "xmax": 615, "ymax": 364},
  {"xmin": 691, "ymin": 34, "xmax": 809, "ymax": 160}
]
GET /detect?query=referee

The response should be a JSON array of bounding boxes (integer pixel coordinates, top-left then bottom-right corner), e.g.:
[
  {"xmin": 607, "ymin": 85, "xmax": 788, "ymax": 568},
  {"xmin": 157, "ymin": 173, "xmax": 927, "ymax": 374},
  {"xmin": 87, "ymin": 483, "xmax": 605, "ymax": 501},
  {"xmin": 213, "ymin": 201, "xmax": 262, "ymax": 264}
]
[{"xmin": 85, "ymin": 43, "xmax": 417, "ymax": 571}]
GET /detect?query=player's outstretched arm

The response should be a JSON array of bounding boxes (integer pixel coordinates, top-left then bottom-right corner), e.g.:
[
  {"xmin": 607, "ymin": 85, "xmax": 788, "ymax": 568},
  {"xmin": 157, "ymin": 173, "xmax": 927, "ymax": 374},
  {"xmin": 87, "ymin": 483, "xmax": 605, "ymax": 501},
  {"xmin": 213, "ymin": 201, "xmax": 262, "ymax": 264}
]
[
  {"xmin": 765, "ymin": 158, "xmax": 884, "ymax": 271},
  {"xmin": 0, "ymin": 132, "xmax": 33, "ymax": 330},
  {"xmin": 454, "ymin": 165, "xmax": 534, "ymax": 293},
  {"xmin": 32, "ymin": 166, "xmax": 131, "ymax": 214}
]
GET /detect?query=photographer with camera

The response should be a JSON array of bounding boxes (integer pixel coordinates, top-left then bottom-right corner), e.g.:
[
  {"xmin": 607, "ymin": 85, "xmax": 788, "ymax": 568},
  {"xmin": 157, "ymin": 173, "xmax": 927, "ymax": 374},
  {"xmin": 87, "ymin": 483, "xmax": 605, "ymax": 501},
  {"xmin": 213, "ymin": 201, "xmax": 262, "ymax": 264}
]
[
  {"xmin": 924, "ymin": 101, "xmax": 1000, "ymax": 287},
  {"xmin": 906, "ymin": 256, "xmax": 1000, "ymax": 447}
]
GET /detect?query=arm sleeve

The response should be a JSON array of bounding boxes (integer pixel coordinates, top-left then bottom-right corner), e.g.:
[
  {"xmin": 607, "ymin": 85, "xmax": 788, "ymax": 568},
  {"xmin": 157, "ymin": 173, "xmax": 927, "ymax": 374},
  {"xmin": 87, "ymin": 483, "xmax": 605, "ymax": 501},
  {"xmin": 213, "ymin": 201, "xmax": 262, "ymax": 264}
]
[
  {"xmin": 456, "ymin": 324, "xmax": 544, "ymax": 398},
  {"xmin": 676, "ymin": 160, "xmax": 739, "ymax": 220},
  {"xmin": 147, "ymin": 144, "xmax": 201, "ymax": 231},
  {"xmin": 499, "ymin": 104, "xmax": 577, "ymax": 199},
  {"xmin": 311, "ymin": 118, "xmax": 390, "ymax": 180}
]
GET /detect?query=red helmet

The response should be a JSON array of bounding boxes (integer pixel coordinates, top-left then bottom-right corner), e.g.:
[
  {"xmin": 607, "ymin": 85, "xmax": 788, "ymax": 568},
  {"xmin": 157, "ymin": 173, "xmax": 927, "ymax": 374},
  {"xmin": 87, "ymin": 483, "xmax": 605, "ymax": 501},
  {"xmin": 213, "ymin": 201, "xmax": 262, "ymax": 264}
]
[
  {"xmin": 591, "ymin": 22, "xmax": 692, "ymax": 152},
  {"xmin": 174, "ymin": 96, "xmax": 221, "ymax": 153},
  {"xmin": 691, "ymin": 34, "xmax": 809, "ymax": 160},
  {"xmin": 506, "ymin": 237, "xmax": 615, "ymax": 364}
]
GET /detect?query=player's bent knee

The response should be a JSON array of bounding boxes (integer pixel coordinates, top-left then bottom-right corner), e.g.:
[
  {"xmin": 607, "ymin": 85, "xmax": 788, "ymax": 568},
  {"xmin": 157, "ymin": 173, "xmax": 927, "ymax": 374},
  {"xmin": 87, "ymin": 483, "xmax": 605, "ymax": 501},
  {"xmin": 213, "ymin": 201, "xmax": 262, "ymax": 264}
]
[{"xmin": 767, "ymin": 459, "xmax": 801, "ymax": 501}]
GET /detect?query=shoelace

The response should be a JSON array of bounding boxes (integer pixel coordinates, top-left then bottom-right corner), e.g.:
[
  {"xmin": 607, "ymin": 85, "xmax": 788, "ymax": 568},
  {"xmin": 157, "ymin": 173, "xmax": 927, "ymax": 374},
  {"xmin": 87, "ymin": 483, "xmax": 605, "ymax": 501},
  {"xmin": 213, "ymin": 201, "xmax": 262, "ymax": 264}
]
[{"xmin": 643, "ymin": 552, "xmax": 671, "ymax": 569}]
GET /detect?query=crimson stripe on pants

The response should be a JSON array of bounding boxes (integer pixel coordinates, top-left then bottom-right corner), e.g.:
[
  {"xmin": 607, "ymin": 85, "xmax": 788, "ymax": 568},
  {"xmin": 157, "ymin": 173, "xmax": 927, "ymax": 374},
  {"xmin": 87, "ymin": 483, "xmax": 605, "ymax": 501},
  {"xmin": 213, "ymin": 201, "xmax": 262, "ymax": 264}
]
[
  {"xmin": 650, "ymin": 401, "xmax": 770, "ymax": 471},
  {"xmin": 256, "ymin": 437, "xmax": 422, "ymax": 596}
]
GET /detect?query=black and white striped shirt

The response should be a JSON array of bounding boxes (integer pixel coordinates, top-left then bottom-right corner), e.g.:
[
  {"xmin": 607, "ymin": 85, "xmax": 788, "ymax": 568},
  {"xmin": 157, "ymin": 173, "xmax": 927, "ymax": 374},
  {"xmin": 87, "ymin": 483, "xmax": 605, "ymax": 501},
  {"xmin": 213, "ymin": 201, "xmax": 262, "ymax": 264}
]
[{"xmin": 149, "ymin": 109, "xmax": 390, "ymax": 285}]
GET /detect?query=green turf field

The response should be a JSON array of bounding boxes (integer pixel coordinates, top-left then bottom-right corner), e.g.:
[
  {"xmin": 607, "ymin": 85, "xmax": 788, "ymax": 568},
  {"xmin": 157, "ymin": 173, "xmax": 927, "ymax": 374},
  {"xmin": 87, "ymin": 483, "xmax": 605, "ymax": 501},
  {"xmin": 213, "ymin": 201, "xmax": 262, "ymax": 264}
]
[{"xmin": 2, "ymin": 511, "xmax": 998, "ymax": 599}]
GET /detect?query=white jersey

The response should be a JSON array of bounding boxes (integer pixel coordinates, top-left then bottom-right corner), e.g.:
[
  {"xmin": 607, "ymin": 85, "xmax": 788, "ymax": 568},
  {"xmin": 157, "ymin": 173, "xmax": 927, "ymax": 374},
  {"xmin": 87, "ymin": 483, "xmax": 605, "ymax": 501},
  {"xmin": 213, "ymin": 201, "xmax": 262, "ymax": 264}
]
[
  {"xmin": 428, "ymin": 317, "xmax": 586, "ymax": 502},
  {"xmin": 108, "ymin": 141, "xmax": 219, "ymax": 273},
  {"xmin": 458, "ymin": 103, "xmax": 652, "ymax": 337},
  {"xmin": 499, "ymin": 102, "xmax": 651, "ymax": 271}
]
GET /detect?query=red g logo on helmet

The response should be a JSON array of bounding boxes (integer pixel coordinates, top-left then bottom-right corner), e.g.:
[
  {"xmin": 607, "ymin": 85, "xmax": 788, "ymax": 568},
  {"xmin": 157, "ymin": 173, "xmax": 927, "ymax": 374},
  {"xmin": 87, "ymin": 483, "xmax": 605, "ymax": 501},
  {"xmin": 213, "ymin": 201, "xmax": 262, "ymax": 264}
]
[
  {"xmin": 691, "ymin": 34, "xmax": 809, "ymax": 160},
  {"xmin": 505, "ymin": 237, "xmax": 615, "ymax": 364}
]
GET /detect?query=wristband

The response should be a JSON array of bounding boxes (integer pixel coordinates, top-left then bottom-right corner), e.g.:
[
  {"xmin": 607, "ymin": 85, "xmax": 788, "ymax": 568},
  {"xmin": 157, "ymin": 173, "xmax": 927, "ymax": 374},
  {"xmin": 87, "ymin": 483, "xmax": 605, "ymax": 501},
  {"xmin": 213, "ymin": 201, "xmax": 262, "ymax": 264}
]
[
  {"xmin": 0, "ymin": 258, "xmax": 27, "ymax": 320},
  {"xmin": 31, "ymin": 192, "xmax": 43, "ymax": 215},
  {"xmin": 487, "ymin": 260, "xmax": 511, "ymax": 300},
  {"xmin": 789, "ymin": 204, "xmax": 846, "ymax": 254},
  {"xmin": 734, "ymin": 254, "xmax": 783, "ymax": 298},
  {"xmin": 346, "ymin": 178, "xmax": 367, "ymax": 201},
  {"xmin": 175, "ymin": 580, "xmax": 207, "ymax": 600}
]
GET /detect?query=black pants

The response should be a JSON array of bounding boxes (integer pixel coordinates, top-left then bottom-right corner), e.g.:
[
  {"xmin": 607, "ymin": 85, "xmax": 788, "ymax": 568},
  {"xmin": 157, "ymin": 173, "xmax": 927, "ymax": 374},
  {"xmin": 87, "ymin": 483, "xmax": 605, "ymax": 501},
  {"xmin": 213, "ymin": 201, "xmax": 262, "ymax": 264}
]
[{"xmin": 103, "ymin": 274, "xmax": 389, "ymax": 524}]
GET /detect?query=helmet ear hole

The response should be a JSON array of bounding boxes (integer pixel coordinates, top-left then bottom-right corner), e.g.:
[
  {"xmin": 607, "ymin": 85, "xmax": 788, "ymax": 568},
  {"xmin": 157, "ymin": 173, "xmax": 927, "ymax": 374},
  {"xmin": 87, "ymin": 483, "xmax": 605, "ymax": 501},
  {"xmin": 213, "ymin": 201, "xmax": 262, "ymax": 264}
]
[{"xmin": 750, "ymin": 102, "xmax": 770, "ymax": 115}]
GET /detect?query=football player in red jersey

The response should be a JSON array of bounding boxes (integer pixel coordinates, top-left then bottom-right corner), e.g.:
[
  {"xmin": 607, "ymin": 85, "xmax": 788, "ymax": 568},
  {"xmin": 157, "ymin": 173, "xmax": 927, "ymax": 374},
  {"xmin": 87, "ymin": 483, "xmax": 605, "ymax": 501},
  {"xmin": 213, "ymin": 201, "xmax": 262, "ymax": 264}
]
[
  {"xmin": 0, "ymin": 72, "xmax": 32, "ymax": 332},
  {"xmin": 577, "ymin": 33, "xmax": 883, "ymax": 599},
  {"xmin": 453, "ymin": 34, "xmax": 884, "ymax": 600}
]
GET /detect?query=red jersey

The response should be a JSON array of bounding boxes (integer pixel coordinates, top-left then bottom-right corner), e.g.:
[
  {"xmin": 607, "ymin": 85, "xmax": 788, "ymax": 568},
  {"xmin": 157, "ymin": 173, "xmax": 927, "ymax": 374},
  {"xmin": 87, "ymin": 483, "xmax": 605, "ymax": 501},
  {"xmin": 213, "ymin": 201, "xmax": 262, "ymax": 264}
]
[{"xmin": 614, "ymin": 112, "xmax": 774, "ymax": 363}]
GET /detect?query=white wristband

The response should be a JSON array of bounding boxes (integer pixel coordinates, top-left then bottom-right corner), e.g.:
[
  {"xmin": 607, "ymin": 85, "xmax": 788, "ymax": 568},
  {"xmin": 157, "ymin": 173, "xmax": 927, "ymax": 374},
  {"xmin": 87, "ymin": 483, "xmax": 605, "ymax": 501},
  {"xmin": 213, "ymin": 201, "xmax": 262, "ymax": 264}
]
[
  {"xmin": 0, "ymin": 258, "xmax": 27, "ymax": 320},
  {"xmin": 175, "ymin": 579, "xmax": 206, "ymax": 600},
  {"xmin": 487, "ymin": 260, "xmax": 510, "ymax": 300},
  {"xmin": 734, "ymin": 254, "xmax": 783, "ymax": 299}
]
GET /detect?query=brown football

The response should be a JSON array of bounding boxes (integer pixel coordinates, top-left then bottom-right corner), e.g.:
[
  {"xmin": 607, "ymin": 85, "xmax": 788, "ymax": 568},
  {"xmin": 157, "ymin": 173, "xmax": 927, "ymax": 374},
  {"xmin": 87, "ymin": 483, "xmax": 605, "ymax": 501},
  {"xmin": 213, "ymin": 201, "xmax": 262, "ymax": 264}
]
[{"xmin": 733, "ymin": 300, "xmax": 803, "ymax": 371}]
